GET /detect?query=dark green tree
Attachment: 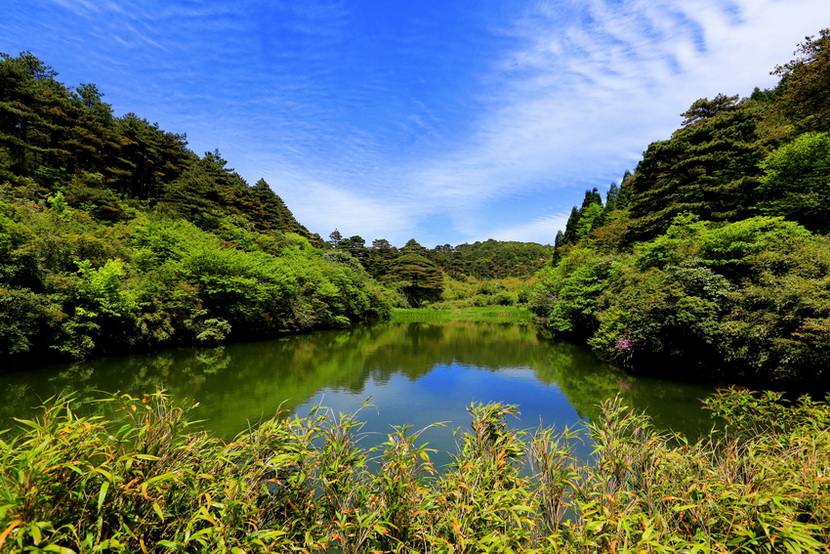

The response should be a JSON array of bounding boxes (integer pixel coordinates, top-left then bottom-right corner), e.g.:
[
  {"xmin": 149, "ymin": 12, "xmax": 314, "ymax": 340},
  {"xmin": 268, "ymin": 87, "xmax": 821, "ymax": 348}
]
[
  {"xmin": 401, "ymin": 238, "xmax": 427, "ymax": 254},
  {"xmin": 625, "ymin": 107, "xmax": 765, "ymax": 241},
  {"xmin": 337, "ymin": 235, "xmax": 367, "ymax": 260},
  {"xmin": 0, "ymin": 52, "xmax": 70, "ymax": 181},
  {"xmin": 117, "ymin": 113, "xmax": 194, "ymax": 199},
  {"xmin": 678, "ymin": 93, "xmax": 740, "ymax": 128},
  {"xmin": 559, "ymin": 189, "xmax": 605, "ymax": 247},
  {"xmin": 362, "ymin": 238, "xmax": 396, "ymax": 279},
  {"xmin": 581, "ymin": 187, "xmax": 602, "ymax": 209},
  {"xmin": 773, "ymin": 28, "xmax": 830, "ymax": 133},
  {"xmin": 328, "ymin": 229, "xmax": 342, "ymax": 248},
  {"xmin": 160, "ymin": 150, "xmax": 241, "ymax": 229},
  {"xmin": 385, "ymin": 252, "xmax": 443, "ymax": 306},
  {"xmin": 605, "ymin": 172, "xmax": 631, "ymax": 213},
  {"xmin": 560, "ymin": 207, "xmax": 581, "ymax": 245},
  {"xmin": 249, "ymin": 178, "xmax": 310, "ymax": 235}
]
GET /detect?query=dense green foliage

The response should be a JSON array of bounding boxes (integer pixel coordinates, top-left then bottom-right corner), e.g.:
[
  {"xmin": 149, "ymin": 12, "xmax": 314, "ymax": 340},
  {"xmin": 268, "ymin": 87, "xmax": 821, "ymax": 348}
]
[
  {"xmin": 530, "ymin": 29, "xmax": 830, "ymax": 388},
  {"xmin": 333, "ymin": 235, "xmax": 552, "ymax": 283},
  {"xmin": 626, "ymin": 106, "xmax": 764, "ymax": 241},
  {"xmin": 759, "ymin": 131, "xmax": 830, "ymax": 232},
  {"xmin": 772, "ymin": 28, "xmax": 830, "ymax": 134},
  {"xmin": 326, "ymin": 233, "xmax": 552, "ymax": 308},
  {"xmin": 428, "ymin": 239, "xmax": 554, "ymax": 280},
  {"xmin": 0, "ymin": 53, "xmax": 317, "ymax": 240},
  {"xmin": 1, "ymin": 389, "xmax": 829, "ymax": 552},
  {"xmin": 385, "ymin": 244, "xmax": 445, "ymax": 306},
  {"xmin": 0, "ymin": 50, "xmax": 555, "ymax": 364},
  {"xmin": 0, "ymin": 52, "xmax": 392, "ymax": 366}
]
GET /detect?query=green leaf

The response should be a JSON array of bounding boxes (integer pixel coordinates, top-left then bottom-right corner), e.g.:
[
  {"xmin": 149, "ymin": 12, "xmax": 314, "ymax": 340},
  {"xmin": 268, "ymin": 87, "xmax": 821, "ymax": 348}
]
[
  {"xmin": 29, "ymin": 523, "xmax": 42, "ymax": 545},
  {"xmin": 91, "ymin": 467, "xmax": 115, "ymax": 482},
  {"xmin": 97, "ymin": 480, "xmax": 109, "ymax": 512},
  {"xmin": 41, "ymin": 546, "xmax": 77, "ymax": 553}
]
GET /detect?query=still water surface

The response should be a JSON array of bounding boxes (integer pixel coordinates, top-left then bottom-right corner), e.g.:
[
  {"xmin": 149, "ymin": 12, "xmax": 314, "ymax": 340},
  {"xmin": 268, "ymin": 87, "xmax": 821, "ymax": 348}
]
[{"xmin": 0, "ymin": 321, "xmax": 717, "ymax": 463}]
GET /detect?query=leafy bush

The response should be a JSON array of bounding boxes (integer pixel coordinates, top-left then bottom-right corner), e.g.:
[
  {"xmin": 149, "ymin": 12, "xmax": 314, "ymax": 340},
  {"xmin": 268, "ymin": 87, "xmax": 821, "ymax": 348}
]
[
  {"xmin": 0, "ymin": 287, "xmax": 63, "ymax": 357},
  {"xmin": 527, "ymin": 246, "xmax": 619, "ymax": 338},
  {"xmin": 0, "ymin": 201, "xmax": 393, "ymax": 363},
  {"xmin": 535, "ymin": 215, "xmax": 830, "ymax": 385},
  {"xmin": 760, "ymin": 131, "xmax": 830, "ymax": 232}
]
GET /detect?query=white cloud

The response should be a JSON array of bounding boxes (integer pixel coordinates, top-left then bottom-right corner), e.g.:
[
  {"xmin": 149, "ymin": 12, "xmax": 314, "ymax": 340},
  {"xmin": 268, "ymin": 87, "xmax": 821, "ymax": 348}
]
[
  {"xmin": 191, "ymin": 0, "xmax": 829, "ymax": 245},
  {"xmin": 14, "ymin": 0, "xmax": 824, "ymax": 247},
  {"xmin": 376, "ymin": 0, "xmax": 827, "ymax": 243},
  {"xmin": 280, "ymin": 179, "xmax": 417, "ymax": 244},
  {"xmin": 469, "ymin": 212, "xmax": 572, "ymax": 245}
]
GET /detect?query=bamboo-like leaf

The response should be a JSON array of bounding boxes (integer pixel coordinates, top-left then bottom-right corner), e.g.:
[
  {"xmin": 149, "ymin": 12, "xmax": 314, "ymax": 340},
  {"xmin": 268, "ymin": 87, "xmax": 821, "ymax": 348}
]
[
  {"xmin": 0, "ymin": 520, "xmax": 22, "ymax": 550},
  {"xmin": 30, "ymin": 523, "xmax": 42, "ymax": 545},
  {"xmin": 41, "ymin": 546, "xmax": 76, "ymax": 553},
  {"xmin": 91, "ymin": 467, "xmax": 115, "ymax": 483},
  {"xmin": 152, "ymin": 501, "xmax": 164, "ymax": 521},
  {"xmin": 97, "ymin": 481, "xmax": 109, "ymax": 512}
]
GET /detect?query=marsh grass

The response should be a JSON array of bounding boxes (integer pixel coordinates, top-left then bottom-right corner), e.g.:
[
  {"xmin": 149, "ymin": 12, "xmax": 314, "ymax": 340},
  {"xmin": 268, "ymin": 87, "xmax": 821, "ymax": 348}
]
[{"xmin": 1, "ymin": 389, "xmax": 829, "ymax": 552}]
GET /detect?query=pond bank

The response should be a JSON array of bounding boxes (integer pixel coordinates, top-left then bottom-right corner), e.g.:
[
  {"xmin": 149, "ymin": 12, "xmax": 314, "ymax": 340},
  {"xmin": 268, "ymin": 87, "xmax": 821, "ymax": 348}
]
[{"xmin": 390, "ymin": 305, "xmax": 536, "ymax": 322}]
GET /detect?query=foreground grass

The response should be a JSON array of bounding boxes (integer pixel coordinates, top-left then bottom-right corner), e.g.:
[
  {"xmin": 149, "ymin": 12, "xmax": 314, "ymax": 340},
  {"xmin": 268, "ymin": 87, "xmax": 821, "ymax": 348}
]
[
  {"xmin": 391, "ymin": 305, "xmax": 535, "ymax": 323},
  {"xmin": 1, "ymin": 389, "xmax": 829, "ymax": 552}
]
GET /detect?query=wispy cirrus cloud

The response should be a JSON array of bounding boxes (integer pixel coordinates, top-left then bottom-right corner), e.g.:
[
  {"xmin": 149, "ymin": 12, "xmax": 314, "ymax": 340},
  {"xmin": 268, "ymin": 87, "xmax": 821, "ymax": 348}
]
[
  {"xmin": 3, "ymin": 0, "xmax": 825, "ymax": 246},
  {"xmin": 361, "ymin": 0, "xmax": 826, "ymax": 244},
  {"xmin": 285, "ymin": 180, "xmax": 418, "ymax": 242}
]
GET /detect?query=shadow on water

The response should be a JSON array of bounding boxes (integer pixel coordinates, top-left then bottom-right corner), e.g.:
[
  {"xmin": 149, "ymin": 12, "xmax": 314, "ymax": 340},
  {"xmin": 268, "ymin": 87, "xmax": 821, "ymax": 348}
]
[{"xmin": 0, "ymin": 321, "xmax": 718, "ymax": 462}]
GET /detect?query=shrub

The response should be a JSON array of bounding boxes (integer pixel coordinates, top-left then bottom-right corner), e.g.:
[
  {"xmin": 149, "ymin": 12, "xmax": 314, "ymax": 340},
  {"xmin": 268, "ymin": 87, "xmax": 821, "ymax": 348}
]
[{"xmin": 2, "ymin": 389, "xmax": 828, "ymax": 552}]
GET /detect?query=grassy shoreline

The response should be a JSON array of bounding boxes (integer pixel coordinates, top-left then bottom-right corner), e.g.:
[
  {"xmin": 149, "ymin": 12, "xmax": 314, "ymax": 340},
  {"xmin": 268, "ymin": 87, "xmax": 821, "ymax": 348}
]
[{"xmin": 390, "ymin": 305, "xmax": 536, "ymax": 323}]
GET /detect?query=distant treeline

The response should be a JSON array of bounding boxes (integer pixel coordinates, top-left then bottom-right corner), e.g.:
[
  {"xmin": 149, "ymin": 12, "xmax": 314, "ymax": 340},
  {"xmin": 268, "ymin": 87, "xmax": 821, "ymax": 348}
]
[
  {"xmin": 326, "ymin": 232, "xmax": 552, "ymax": 306},
  {"xmin": 528, "ymin": 29, "xmax": 830, "ymax": 388}
]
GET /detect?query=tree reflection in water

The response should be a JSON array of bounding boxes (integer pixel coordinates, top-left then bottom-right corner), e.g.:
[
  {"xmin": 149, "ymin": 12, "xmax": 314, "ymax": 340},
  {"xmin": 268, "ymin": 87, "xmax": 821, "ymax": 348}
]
[{"xmin": 0, "ymin": 322, "xmax": 716, "ymax": 450}]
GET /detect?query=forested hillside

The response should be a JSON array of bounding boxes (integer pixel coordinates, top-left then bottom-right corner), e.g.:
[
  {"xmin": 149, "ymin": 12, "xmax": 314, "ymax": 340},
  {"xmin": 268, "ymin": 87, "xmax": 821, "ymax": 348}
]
[
  {"xmin": 530, "ymin": 29, "xmax": 830, "ymax": 388},
  {"xmin": 326, "ymin": 232, "xmax": 552, "ymax": 307},
  {"xmin": 0, "ymin": 51, "xmax": 555, "ymax": 367},
  {"xmin": 0, "ymin": 52, "xmax": 393, "ymax": 366}
]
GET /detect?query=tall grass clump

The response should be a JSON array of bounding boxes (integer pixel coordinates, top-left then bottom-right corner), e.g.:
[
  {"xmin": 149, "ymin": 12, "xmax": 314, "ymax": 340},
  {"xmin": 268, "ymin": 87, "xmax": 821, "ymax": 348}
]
[{"xmin": 1, "ymin": 388, "xmax": 829, "ymax": 552}]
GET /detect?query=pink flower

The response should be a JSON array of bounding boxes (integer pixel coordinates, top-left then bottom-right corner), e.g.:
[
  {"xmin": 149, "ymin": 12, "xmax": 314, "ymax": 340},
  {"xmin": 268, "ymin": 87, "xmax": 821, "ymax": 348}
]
[{"xmin": 615, "ymin": 338, "xmax": 637, "ymax": 352}]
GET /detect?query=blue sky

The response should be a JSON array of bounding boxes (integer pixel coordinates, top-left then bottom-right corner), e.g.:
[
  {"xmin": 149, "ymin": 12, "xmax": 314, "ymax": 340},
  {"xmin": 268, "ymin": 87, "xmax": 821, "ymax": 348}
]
[{"xmin": 2, "ymin": 0, "xmax": 827, "ymax": 247}]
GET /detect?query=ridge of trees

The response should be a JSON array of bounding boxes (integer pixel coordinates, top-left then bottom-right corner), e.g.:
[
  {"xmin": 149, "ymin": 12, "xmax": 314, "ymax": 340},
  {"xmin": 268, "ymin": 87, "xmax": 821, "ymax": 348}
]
[
  {"xmin": 0, "ymin": 51, "xmax": 390, "ymax": 366},
  {"xmin": 530, "ymin": 29, "xmax": 830, "ymax": 388},
  {"xmin": 0, "ymin": 52, "xmax": 317, "ymax": 242},
  {"xmin": 325, "ymin": 231, "xmax": 553, "ymax": 307}
]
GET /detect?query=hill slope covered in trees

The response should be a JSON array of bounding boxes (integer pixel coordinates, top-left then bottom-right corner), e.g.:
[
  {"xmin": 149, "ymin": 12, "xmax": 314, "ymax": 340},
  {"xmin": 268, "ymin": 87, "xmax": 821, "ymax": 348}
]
[
  {"xmin": 530, "ymin": 29, "xmax": 830, "ymax": 389},
  {"xmin": 0, "ymin": 52, "xmax": 394, "ymax": 366},
  {"xmin": 0, "ymin": 51, "xmax": 553, "ymax": 367}
]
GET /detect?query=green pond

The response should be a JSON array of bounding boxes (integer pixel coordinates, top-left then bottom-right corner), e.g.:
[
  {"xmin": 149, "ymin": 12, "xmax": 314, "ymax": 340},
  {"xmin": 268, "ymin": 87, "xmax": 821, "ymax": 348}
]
[{"xmin": 0, "ymin": 321, "xmax": 717, "ymax": 464}]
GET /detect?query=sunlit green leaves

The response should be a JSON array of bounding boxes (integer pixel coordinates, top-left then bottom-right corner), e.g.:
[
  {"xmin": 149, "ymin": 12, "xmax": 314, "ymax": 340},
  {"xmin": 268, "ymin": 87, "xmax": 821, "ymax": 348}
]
[
  {"xmin": 760, "ymin": 131, "xmax": 830, "ymax": 232},
  {"xmin": 3, "ymin": 390, "xmax": 829, "ymax": 552}
]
